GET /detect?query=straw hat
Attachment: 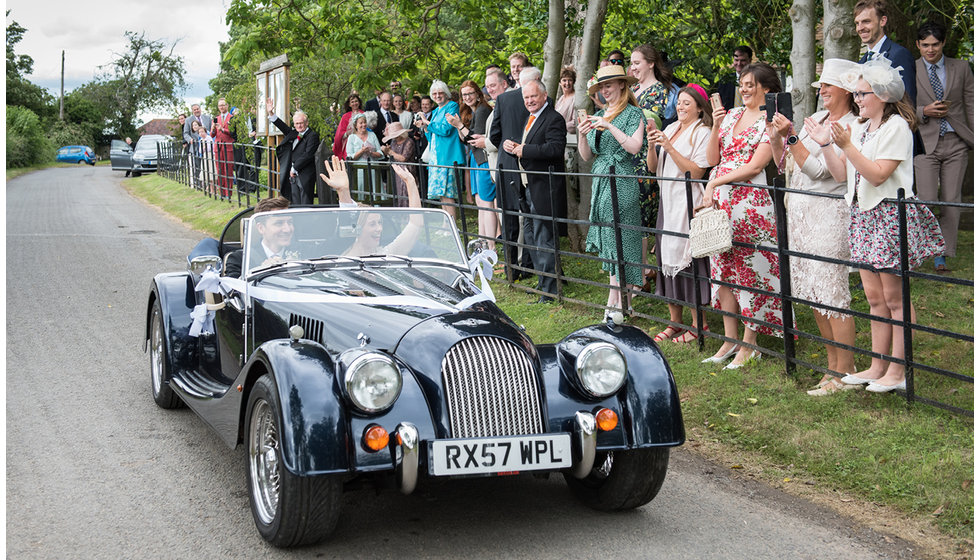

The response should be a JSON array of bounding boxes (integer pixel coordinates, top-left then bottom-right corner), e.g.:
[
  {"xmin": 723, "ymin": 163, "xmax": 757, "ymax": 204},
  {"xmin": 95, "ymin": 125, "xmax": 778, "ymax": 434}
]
[
  {"xmin": 811, "ymin": 59, "xmax": 860, "ymax": 90},
  {"xmin": 382, "ymin": 121, "xmax": 410, "ymax": 143},
  {"xmin": 587, "ymin": 65, "xmax": 638, "ymax": 95}
]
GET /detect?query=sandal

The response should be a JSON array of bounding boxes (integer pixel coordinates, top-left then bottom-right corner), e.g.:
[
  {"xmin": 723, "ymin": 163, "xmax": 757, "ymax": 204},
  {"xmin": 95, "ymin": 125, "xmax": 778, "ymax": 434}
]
[
  {"xmin": 653, "ymin": 327, "xmax": 681, "ymax": 342},
  {"xmin": 807, "ymin": 378, "xmax": 848, "ymax": 396},
  {"xmin": 672, "ymin": 329, "xmax": 698, "ymax": 344}
]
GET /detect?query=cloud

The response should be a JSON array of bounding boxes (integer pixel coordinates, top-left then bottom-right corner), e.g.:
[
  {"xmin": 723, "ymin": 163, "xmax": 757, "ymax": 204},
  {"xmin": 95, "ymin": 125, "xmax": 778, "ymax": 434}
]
[{"xmin": 7, "ymin": 0, "xmax": 229, "ymax": 110}]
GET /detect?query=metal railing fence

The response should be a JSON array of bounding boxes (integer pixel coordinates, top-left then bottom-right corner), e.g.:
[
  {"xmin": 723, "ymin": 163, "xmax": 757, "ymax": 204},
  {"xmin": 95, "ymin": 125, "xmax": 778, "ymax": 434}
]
[{"xmin": 155, "ymin": 140, "xmax": 974, "ymax": 416}]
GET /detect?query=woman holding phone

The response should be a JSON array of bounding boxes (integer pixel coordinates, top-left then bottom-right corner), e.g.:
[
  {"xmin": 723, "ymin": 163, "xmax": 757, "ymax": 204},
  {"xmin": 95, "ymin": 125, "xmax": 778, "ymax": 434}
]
[
  {"xmin": 698, "ymin": 62, "xmax": 787, "ymax": 369},
  {"xmin": 646, "ymin": 84, "xmax": 713, "ymax": 343},
  {"xmin": 577, "ymin": 65, "xmax": 647, "ymax": 318}
]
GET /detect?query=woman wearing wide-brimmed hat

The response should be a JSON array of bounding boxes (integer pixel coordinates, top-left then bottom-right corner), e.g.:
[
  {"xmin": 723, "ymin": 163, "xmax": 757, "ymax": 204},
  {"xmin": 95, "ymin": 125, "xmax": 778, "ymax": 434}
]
[
  {"xmin": 577, "ymin": 64, "xmax": 647, "ymax": 319},
  {"xmin": 381, "ymin": 121, "xmax": 416, "ymax": 207},
  {"xmin": 769, "ymin": 59, "xmax": 861, "ymax": 395}
]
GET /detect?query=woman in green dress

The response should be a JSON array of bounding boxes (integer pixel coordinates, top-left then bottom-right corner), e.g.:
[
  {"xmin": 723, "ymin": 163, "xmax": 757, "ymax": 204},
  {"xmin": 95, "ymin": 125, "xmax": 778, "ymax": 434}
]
[{"xmin": 577, "ymin": 65, "xmax": 648, "ymax": 318}]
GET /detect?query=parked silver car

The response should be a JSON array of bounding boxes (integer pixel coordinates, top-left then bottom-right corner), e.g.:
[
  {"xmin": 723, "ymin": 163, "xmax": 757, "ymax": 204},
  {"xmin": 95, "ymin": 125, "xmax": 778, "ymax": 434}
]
[{"xmin": 110, "ymin": 135, "xmax": 168, "ymax": 177}]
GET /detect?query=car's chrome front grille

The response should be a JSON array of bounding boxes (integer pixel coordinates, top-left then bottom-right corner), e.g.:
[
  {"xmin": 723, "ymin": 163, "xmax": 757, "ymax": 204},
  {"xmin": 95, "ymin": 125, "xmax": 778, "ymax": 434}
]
[{"xmin": 441, "ymin": 337, "xmax": 544, "ymax": 438}]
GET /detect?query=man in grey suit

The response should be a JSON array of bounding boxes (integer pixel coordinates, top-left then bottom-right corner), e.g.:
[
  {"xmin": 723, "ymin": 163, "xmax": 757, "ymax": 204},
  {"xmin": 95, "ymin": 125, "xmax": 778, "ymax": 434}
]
[
  {"xmin": 184, "ymin": 104, "xmax": 213, "ymax": 185},
  {"xmin": 913, "ymin": 22, "xmax": 974, "ymax": 272}
]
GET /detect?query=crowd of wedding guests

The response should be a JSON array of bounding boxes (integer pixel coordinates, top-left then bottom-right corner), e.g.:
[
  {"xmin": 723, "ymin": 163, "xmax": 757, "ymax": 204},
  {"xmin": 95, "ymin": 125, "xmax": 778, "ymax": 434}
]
[{"xmin": 179, "ymin": 0, "xmax": 970, "ymax": 397}]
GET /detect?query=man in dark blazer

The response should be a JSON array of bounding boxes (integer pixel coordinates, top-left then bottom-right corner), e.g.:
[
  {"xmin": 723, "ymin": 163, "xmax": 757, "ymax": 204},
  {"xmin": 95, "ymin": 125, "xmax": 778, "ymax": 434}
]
[
  {"xmin": 373, "ymin": 91, "xmax": 396, "ymax": 144},
  {"xmin": 501, "ymin": 80, "xmax": 566, "ymax": 301},
  {"xmin": 489, "ymin": 67, "xmax": 541, "ymax": 280},
  {"xmin": 184, "ymin": 104, "xmax": 213, "ymax": 184},
  {"xmin": 854, "ymin": 0, "xmax": 916, "ymax": 102},
  {"xmin": 913, "ymin": 22, "xmax": 974, "ymax": 272},
  {"xmin": 267, "ymin": 98, "xmax": 320, "ymax": 205},
  {"xmin": 713, "ymin": 45, "xmax": 752, "ymax": 110}
]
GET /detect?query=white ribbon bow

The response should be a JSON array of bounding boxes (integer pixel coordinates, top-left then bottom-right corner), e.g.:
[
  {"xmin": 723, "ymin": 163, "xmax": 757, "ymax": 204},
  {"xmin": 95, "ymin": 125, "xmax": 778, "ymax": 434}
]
[
  {"xmin": 456, "ymin": 248, "xmax": 498, "ymax": 310},
  {"xmin": 468, "ymin": 249, "xmax": 498, "ymax": 300},
  {"xmin": 195, "ymin": 268, "xmax": 222, "ymax": 293},
  {"xmin": 189, "ymin": 303, "xmax": 215, "ymax": 337}
]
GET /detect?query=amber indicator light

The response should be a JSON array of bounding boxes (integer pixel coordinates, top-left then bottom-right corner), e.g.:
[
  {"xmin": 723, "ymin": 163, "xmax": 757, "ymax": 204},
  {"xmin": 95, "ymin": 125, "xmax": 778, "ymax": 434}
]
[
  {"xmin": 363, "ymin": 425, "xmax": 389, "ymax": 451},
  {"xmin": 596, "ymin": 408, "xmax": 619, "ymax": 431}
]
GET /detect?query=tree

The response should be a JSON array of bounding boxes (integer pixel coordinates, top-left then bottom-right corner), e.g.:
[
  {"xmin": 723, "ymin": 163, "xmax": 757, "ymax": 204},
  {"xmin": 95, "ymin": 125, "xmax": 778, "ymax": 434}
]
[
  {"xmin": 96, "ymin": 31, "xmax": 187, "ymax": 138},
  {"xmin": 6, "ymin": 12, "xmax": 54, "ymax": 119}
]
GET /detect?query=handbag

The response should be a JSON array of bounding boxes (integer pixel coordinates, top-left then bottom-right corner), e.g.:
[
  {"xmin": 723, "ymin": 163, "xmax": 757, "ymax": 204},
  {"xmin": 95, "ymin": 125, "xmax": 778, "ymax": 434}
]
[
  {"xmin": 689, "ymin": 205, "xmax": 732, "ymax": 259},
  {"xmin": 421, "ymin": 145, "xmax": 431, "ymax": 164}
]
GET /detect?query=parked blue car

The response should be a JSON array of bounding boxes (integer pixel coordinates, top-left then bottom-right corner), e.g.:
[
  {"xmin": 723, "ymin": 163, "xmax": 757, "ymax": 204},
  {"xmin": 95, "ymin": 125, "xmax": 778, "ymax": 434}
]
[{"xmin": 56, "ymin": 145, "xmax": 96, "ymax": 165}]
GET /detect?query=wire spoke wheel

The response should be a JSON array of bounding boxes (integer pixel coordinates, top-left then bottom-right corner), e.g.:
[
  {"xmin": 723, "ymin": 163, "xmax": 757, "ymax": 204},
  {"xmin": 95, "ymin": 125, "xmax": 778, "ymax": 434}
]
[{"xmin": 249, "ymin": 398, "xmax": 281, "ymax": 524}]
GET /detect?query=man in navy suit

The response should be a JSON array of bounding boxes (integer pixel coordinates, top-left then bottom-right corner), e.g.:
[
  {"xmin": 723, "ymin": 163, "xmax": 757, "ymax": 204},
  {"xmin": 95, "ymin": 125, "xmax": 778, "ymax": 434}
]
[
  {"xmin": 854, "ymin": 0, "xmax": 916, "ymax": 102},
  {"xmin": 501, "ymin": 80, "xmax": 567, "ymax": 301},
  {"xmin": 489, "ymin": 66, "xmax": 542, "ymax": 280}
]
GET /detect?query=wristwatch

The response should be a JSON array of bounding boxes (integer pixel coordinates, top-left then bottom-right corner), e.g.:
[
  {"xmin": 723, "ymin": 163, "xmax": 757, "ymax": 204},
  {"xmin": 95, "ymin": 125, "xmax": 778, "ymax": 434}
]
[{"xmin": 787, "ymin": 135, "xmax": 799, "ymax": 145}]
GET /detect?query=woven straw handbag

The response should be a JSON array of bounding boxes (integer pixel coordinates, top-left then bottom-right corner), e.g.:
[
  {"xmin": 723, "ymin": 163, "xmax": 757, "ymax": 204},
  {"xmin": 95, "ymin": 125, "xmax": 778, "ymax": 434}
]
[{"xmin": 689, "ymin": 206, "xmax": 732, "ymax": 259}]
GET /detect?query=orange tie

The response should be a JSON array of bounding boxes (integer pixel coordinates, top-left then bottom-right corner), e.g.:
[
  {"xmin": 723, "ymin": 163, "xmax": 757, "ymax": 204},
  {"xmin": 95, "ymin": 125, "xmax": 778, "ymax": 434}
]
[{"xmin": 524, "ymin": 114, "xmax": 536, "ymax": 132}]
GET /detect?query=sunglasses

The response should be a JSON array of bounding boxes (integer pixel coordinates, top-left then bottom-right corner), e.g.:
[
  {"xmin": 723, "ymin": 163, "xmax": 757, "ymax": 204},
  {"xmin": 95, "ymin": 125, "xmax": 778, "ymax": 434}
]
[{"xmin": 609, "ymin": 58, "xmax": 625, "ymax": 65}]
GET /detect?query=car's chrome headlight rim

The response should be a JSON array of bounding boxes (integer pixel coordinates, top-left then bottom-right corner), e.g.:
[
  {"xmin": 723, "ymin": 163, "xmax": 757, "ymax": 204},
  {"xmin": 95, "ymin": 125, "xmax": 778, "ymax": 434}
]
[
  {"xmin": 575, "ymin": 342, "xmax": 627, "ymax": 397},
  {"xmin": 344, "ymin": 352, "xmax": 402, "ymax": 413}
]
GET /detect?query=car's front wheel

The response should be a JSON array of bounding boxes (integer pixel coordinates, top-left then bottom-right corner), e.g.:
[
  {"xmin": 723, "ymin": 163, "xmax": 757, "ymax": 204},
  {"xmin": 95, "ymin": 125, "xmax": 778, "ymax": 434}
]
[
  {"xmin": 564, "ymin": 447, "xmax": 669, "ymax": 511},
  {"xmin": 132, "ymin": 171, "xmax": 142, "ymax": 177},
  {"xmin": 247, "ymin": 375, "xmax": 342, "ymax": 547},
  {"xmin": 149, "ymin": 300, "xmax": 183, "ymax": 409}
]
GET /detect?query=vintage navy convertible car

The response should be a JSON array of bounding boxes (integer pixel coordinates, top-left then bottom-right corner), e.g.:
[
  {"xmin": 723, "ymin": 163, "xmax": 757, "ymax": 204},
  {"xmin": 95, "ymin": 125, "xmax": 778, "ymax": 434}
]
[{"xmin": 145, "ymin": 205, "xmax": 684, "ymax": 547}]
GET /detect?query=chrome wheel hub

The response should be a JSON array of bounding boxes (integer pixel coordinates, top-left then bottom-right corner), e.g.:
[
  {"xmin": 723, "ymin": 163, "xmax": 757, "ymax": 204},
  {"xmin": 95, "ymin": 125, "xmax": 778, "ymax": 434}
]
[{"xmin": 249, "ymin": 399, "xmax": 281, "ymax": 524}]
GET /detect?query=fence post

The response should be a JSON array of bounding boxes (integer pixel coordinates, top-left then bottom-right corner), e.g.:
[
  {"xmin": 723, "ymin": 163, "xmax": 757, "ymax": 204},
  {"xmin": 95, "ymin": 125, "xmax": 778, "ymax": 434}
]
[
  {"xmin": 896, "ymin": 188, "xmax": 914, "ymax": 403},
  {"xmin": 683, "ymin": 171, "xmax": 706, "ymax": 352},
  {"xmin": 454, "ymin": 162, "xmax": 469, "ymax": 247},
  {"xmin": 771, "ymin": 176, "xmax": 796, "ymax": 374},
  {"xmin": 548, "ymin": 165, "xmax": 563, "ymax": 302},
  {"xmin": 608, "ymin": 165, "xmax": 629, "ymax": 314}
]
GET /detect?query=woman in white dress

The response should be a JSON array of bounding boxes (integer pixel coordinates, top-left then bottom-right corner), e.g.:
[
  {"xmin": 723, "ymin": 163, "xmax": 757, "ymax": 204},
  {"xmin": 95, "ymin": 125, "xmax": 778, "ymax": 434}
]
[
  {"xmin": 646, "ymin": 84, "xmax": 713, "ymax": 344},
  {"xmin": 769, "ymin": 59, "xmax": 860, "ymax": 396}
]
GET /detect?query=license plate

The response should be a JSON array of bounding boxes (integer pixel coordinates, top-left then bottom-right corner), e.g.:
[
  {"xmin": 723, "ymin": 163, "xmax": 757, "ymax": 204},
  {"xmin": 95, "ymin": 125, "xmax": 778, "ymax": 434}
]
[{"xmin": 429, "ymin": 434, "xmax": 572, "ymax": 476}]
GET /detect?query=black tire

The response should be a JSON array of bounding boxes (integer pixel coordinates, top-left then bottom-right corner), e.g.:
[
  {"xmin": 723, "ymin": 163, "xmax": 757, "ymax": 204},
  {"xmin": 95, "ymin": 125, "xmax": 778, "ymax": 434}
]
[
  {"xmin": 132, "ymin": 171, "xmax": 142, "ymax": 177},
  {"xmin": 564, "ymin": 447, "xmax": 670, "ymax": 511},
  {"xmin": 247, "ymin": 375, "xmax": 343, "ymax": 547},
  {"xmin": 149, "ymin": 300, "xmax": 183, "ymax": 409},
  {"xmin": 77, "ymin": 159, "xmax": 84, "ymax": 164}
]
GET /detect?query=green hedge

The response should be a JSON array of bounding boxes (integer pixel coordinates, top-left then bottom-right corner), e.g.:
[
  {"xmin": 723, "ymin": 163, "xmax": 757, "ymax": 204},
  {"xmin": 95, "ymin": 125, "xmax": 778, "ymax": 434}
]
[{"xmin": 6, "ymin": 106, "xmax": 52, "ymax": 168}]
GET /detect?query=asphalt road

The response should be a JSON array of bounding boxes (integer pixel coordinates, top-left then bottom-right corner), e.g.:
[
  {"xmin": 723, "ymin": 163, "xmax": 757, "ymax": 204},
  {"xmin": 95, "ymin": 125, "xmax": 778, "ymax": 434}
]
[{"xmin": 6, "ymin": 166, "xmax": 921, "ymax": 559}]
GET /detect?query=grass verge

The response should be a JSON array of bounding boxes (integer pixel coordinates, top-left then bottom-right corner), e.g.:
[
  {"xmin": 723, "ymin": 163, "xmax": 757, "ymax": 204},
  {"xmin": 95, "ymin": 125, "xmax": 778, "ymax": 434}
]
[{"xmin": 129, "ymin": 173, "xmax": 974, "ymax": 555}]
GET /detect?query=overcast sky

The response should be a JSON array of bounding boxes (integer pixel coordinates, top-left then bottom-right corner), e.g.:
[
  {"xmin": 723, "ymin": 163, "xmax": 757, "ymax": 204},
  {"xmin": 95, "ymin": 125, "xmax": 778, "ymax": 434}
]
[{"xmin": 7, "ymin": 0, "xmax": 230, "ymax": 123}]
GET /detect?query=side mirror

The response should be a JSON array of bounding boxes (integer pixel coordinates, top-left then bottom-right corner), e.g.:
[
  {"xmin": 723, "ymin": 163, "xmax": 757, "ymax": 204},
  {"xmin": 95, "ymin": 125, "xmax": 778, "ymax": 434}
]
[{"xmin": 466, "ymin": 238, "xmax": 489, "ymax": 259}]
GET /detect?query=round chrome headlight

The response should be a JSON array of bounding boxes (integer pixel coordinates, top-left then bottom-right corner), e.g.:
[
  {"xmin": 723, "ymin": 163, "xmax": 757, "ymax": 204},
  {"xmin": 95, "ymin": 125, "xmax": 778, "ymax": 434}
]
[
  {"xmin": 345, "ymin": 353, "xmax": 402, "ymax": 413},
  {"xmin": 575, "ymin": 342, "xmax": 627, "ymax": 397}
]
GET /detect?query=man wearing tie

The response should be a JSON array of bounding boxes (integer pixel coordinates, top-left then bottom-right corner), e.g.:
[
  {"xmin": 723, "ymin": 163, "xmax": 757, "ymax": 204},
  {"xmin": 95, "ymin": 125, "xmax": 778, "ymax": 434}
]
[
  {"xmin": 501, "ymin": 80, "xmax": 566, "ymax": 301},
  {"xmin": 213, "ymin": 98, "xmax": 236, "ymax": 199},
  {"xmin": 913, "ymin": 22, "xmax": 974, "ymax": 272},
  {"xmin": 374, "ymin": 91, "xmax": 396, "ymax": 144},
  {"xmin": 267, "ymin": 98, "xmax": 320, "ymax": 205},
  {"xmin": 713, "ymin": 46, "xmax": 752, "ymax": 110},
  {"xmin": 489, "ymin": 66, "xmax": 544, "ymax": 280},
  {"xmin": 854, "ymin": 0, "xmax": 916, "ymax": 102}
]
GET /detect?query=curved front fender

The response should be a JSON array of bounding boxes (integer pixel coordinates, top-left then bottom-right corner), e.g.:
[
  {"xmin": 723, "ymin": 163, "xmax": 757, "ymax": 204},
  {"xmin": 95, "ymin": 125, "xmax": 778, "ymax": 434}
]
[
  {"xmin": 145, "ymin": 272, "xmax": 197, "ymax": 374},
  {"xmin": 248, "ymin": 340, "xmax": 351, "ymax": 476},
  {"xmin": 556, "ymin": 324, "xmax": 685, "ymax": 447}
]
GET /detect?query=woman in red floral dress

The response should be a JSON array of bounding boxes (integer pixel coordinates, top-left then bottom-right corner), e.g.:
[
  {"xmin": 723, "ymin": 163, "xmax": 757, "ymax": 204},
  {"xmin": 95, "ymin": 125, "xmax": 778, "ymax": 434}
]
[{"xmin": 697, "ymin": 63, "xmax": 788, "ymax": 369}]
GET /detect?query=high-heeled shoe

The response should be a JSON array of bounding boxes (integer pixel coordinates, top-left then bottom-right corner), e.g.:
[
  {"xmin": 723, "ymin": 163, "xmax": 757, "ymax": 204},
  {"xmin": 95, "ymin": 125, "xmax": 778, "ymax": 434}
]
[
  {"xmin": 701, "ymin": 345, "xmax": 738, "ymax": 364},
  {"xmin": 723, "ymin": 350, "xmax": 761, "ymax": 370}
]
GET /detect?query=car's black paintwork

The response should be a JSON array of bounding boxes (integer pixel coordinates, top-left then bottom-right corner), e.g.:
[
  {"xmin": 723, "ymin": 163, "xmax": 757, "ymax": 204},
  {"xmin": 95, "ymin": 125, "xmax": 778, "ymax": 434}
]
[{"xmin": 146, "ymin": 210, "xmax": 685, "ymax": 481}]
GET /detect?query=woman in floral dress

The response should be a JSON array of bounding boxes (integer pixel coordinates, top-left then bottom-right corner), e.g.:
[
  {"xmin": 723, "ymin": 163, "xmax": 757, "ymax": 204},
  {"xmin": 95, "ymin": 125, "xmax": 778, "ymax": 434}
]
[
  {"xmin": 578, "ymin": 65, "xmax": 648, "ymax": 317},
  {"xmin": 697, "ymin": 63, "xmax": 787, "ymax": 369},
  {"xmin": 630, "ymin": 44, "xmax": 673, "ymax": 280}
]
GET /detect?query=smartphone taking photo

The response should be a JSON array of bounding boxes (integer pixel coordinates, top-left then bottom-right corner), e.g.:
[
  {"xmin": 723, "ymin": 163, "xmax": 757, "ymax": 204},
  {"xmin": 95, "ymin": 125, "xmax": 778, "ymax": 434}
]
[{"xmin": 764, "ymin": 92, "xmax": 793, "ymax": 122}]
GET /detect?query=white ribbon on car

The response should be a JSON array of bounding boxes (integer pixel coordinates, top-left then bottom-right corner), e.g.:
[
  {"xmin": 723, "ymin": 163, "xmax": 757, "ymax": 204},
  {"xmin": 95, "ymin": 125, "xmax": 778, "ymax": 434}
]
[
  {"xmin": 188, "ymin": 268, "xmax": 224, "ymax": 337},
  {"xmin": 188, "ymin": 303, "xmax": 215, "ymax": 337},
  {"xmin": 455, "ymin": 248, "xmax": 497, "ymax": 309}
]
